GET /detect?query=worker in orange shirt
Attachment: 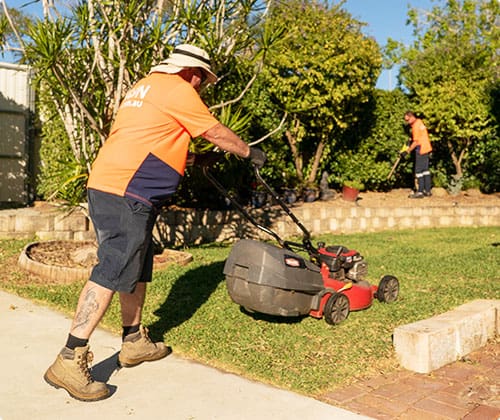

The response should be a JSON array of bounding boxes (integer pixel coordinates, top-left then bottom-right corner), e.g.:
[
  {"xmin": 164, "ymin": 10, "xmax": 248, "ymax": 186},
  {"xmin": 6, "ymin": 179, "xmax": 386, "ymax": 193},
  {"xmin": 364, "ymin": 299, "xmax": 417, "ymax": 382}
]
[
  {"xmin": 402, "ymin": 111, "xmax": 432, "ymax": 198},
  {"xmin": 44, "ymin": 44, "xmax": 266, "ymax": 402}
]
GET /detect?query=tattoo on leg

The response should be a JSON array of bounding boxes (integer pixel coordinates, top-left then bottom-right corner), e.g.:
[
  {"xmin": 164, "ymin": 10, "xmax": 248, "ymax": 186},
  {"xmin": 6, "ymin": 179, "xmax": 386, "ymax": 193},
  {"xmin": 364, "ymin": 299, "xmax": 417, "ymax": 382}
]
[{"xmin": 74, "ymin": 288, "xmax": 99, "ymax": 330}]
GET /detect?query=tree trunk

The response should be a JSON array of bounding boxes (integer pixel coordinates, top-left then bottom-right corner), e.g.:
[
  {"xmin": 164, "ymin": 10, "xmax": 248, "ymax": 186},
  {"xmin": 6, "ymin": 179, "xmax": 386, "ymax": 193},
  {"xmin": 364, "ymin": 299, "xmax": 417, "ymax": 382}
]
[
  {"xmin": 308, "ymin": 134, "xmax": 326, "ymax": 185},
  {"xmin": 447, "ymin": 137, "xmax": 470, "ymax": 180},
  {"xmin": 285, "ymin": 117, "xmax": 304, "ymax": 181}
]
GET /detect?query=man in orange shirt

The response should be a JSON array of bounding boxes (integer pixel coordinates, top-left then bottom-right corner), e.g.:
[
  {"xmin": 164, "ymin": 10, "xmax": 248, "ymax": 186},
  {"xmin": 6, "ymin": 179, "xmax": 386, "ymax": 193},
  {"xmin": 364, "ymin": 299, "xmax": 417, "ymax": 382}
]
[
  {"xmin": 402, "ymin": 111, "xmax": 432, "ymax": 198},
  {"xmin": 44, "ymin": 44, "xmax": 266, "ymax": 401}
]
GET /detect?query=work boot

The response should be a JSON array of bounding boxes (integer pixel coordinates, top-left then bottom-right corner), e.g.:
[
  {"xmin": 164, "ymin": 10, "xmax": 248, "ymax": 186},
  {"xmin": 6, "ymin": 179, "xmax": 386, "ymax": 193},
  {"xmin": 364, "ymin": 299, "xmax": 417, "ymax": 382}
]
[
  {"xmin": 118, "ymin": 325, "xmax": 171, "ymax": 367},
  {"xmin": 44, "ymin": 345, "xmax": 110, "ymax": 402}
]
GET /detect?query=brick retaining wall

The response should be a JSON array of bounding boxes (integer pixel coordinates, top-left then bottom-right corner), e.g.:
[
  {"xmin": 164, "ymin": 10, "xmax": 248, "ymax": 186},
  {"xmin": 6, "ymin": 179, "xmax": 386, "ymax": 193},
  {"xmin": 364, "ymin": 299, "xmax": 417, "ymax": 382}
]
[{"xmin": 1, "ymin": 201, "xmax": 499, "ymax": 246}]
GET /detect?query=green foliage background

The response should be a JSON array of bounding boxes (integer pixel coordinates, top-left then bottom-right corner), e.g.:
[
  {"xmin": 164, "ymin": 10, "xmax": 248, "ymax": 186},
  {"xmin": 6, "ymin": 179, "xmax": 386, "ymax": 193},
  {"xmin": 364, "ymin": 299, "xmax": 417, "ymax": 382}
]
[{"xmin": 1, "ymin": 0, "xmax": 498, "ymax": 205}]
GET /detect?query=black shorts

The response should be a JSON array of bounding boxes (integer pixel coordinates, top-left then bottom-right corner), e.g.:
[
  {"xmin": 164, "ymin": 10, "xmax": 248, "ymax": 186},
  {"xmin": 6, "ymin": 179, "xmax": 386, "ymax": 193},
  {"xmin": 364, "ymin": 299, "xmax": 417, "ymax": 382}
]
[{"xmin": 88, "ymin": 189, "xmax": 158, "ymax": 293}]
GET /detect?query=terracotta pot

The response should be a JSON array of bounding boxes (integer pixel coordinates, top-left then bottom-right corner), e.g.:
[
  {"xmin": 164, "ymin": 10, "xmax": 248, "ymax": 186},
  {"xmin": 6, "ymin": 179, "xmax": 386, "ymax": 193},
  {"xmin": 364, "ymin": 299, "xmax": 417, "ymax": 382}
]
[{"xmin": 342, "ymin": 185, "xmax": 359, "ymax": 202}]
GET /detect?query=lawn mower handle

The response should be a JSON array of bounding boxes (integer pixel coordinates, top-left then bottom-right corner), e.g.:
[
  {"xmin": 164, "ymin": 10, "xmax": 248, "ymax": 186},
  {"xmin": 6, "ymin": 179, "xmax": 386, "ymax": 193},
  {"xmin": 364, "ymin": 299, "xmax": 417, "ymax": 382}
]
[
  {"xmin": 202, "ymin": 165, "xmax": 285, "ymax": 246},
  {"xmin": 202, "ymin": 164, "xmax": 318, "ymax": 256},
  {"xmin": 252, "ymin": 166, "xmax": 317, "ymax": 252}
]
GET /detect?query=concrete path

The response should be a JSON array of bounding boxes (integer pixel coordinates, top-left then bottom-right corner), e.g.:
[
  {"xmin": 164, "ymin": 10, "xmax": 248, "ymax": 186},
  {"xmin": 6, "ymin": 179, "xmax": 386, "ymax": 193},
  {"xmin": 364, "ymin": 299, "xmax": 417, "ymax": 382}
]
[{"xmin": 0, "ymin": 290, "xmax": 371, "ymax": 420}]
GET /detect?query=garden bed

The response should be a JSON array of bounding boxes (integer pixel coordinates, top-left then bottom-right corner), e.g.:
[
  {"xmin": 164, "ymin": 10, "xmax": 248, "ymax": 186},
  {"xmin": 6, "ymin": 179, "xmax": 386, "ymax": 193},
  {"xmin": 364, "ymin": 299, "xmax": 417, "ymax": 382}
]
[{"xmin": 18, "ymin": 240, "xmax": 193, "ymax": 283}]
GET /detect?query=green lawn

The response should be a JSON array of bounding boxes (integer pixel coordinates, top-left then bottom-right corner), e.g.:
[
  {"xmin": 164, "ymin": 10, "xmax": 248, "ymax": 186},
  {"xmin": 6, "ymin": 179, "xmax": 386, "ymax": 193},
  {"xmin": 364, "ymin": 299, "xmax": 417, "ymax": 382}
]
[{"xmin": 1, "ymin": 226, "xmax": 499, "ymax": 398}]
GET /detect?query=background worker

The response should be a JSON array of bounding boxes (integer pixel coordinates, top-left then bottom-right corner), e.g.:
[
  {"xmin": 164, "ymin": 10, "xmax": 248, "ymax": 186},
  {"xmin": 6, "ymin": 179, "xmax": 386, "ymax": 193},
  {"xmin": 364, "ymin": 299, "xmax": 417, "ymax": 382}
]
[
  {"xmin": 402, "ymin": 111, "xmax": 433, "ymax": 198},
  {"xmin": 44, "ymin": 44, "xmax": 266, "ymax": 402}
]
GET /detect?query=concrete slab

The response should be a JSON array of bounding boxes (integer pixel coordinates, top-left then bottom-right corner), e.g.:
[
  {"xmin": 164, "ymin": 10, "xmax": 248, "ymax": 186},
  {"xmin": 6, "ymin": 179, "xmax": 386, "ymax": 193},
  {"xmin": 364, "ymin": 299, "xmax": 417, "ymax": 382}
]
[{"xmin": 393, "ymin": 299, "xmax": 500, "ymax": 373}]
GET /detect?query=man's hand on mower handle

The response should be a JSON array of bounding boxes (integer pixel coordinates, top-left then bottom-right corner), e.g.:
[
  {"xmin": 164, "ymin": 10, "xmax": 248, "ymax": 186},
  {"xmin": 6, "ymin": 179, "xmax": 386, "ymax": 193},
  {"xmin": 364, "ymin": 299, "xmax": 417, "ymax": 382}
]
[{"xmin": 248, "ymin": 147, "xmax": 267, "ymax": 168}]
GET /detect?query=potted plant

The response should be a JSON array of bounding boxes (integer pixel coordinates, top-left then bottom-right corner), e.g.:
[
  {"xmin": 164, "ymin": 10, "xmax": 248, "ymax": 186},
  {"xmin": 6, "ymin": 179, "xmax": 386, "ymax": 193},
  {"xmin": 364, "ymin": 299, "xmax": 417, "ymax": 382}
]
[
  {"xmin": 342, "ymin": 180, "xmax": 364, "ymax": 202},
  {"xmin": 282, "ymin": 187, "xmax": 298, "ymax": 204},
  {"xmin": 302, "ymin": 182, "xmax": 319, "ymax": 203},
  {"xmin": 281, "ymin": 172, "xmax": 300, "ymax": 204},
  {"xmin": 250, "ymin": 182, "xmax": 267, "ymax": 208}
]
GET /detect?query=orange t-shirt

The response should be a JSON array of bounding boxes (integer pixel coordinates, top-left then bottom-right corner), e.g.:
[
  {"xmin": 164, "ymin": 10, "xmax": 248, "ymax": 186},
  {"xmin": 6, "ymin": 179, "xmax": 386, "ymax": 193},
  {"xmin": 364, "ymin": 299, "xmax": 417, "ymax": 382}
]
[
  {"xmin": 411, "ymin": 119, "xmax": 432, "ymax": 155},
  {"xmin": 87, "ymin": 73, "xmax": 219, "ymax": 207}
]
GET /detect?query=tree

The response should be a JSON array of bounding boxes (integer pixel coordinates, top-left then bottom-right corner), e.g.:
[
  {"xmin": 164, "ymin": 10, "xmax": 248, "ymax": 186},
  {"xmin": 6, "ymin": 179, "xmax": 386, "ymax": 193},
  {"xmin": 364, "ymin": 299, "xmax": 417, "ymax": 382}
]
[
  {"xmin": 399, "ymin": 0, "xmax": 499, "ymax": 190},
  {"xmin": 331, "ymin": 89, "xmax": 412, "ymax": 191},
  {"xmin": 0, "ymin": 1, "xmax": 36, "ymax": 60},
  {"xmin": 249, "ymin": 0, "xmax": 381, "ymax": 189}
]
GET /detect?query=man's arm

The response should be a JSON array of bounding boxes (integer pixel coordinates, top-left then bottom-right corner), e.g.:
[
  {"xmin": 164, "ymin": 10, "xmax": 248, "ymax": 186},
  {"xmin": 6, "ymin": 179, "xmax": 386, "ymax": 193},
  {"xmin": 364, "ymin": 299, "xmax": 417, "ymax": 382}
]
[
  {"xmin": 407, "ymin": 124, "xmax": 419, "ymax": 153},
  {"xmin": 202, "ymin": 123, "xmax": 250, "ymax": 158},
  {"xmin": 407, "ymin": 138, "xmax": 417, "ymax": 153}
]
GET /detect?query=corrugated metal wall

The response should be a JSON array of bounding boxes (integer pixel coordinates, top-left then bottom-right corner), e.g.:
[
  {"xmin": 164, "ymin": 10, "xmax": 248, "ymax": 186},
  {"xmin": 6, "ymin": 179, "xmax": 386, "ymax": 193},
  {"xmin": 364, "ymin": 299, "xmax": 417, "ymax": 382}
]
[{"xmin": 0, "ymin": 62, "xmax": 36, "ymax": 206}]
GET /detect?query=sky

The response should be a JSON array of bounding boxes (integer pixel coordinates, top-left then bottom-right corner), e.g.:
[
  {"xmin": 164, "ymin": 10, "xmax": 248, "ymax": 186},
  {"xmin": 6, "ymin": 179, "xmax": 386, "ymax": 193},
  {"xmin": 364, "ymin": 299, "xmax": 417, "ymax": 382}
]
[
  {"xmin": 6, "ymin": 0, "xmax": 441, "ymax": 90},
  {"xmin": 342, "ymin": 0, "xmax": 440, "ymax": 90}
]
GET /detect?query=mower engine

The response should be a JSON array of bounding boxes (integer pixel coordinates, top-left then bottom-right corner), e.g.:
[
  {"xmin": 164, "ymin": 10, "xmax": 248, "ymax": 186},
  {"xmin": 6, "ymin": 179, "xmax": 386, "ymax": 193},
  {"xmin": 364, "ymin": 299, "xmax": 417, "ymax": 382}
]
[{"xmin": 317, "ymin": 244, "xmax": 368, "ymax": 282}]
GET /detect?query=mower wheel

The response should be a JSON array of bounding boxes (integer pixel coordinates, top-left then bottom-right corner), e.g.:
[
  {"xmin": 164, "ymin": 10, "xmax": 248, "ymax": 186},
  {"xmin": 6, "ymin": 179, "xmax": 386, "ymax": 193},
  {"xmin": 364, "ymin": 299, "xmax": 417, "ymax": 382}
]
[
  {"xmin": 376, "ymin": 275, "xmax": 399, "ymax": 303},
  {"xmin": 324, "ymin": 293, "xmax": 350, "ymax": 325}
]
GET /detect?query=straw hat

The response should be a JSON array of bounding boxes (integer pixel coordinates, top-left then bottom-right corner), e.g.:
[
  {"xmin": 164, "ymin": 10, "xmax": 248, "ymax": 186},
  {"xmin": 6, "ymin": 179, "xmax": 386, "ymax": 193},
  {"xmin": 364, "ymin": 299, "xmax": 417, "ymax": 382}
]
[{"xmin": 149, "ymin": 44, "xmax": 217, "ymax": 84}]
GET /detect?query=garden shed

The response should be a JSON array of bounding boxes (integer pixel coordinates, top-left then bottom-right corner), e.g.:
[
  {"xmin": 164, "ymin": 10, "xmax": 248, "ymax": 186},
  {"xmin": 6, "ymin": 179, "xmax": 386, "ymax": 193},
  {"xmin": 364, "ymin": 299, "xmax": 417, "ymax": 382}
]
[{"xmin": 0, "ymin": 62, "xmax": 37, "ymax": 207}]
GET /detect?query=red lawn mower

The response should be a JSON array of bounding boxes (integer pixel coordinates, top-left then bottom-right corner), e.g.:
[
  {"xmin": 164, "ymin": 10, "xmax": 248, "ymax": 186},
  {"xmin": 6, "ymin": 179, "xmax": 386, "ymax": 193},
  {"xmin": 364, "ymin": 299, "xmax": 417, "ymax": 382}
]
[{"xmin": 204, "ymin": 165, "xmax": 400, "ymax": 325}]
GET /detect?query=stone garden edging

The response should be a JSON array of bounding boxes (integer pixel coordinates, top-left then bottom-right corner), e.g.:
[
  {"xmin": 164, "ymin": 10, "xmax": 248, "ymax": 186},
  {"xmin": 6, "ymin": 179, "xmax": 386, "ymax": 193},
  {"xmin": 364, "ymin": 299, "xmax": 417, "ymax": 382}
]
[{"xmin": 1, "ymin": 201, "xmax": 499, "ymax": 247}]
